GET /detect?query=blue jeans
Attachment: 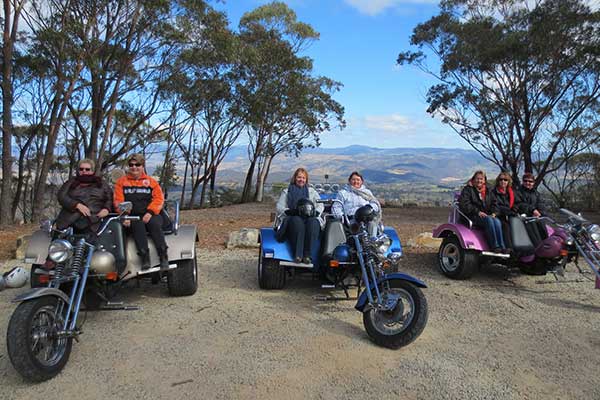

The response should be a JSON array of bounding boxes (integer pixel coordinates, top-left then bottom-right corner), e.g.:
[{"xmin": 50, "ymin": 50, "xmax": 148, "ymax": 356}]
[{"xmin": 483, "ymin": 216, "xmax": 506, "ymax": 249}]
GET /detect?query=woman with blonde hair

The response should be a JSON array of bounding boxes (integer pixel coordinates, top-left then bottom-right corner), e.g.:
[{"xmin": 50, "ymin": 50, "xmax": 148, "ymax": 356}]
[
  {"xmin": 491, "ymin": 171, "xmax": 518, "ymax": 251},
  {"xmin": 458, "ymin": 170, "xmax": 507, "ymax": 253},
  {"xmin": 275, "ymin": 168, "xmax": 324, "ymax": 264}
]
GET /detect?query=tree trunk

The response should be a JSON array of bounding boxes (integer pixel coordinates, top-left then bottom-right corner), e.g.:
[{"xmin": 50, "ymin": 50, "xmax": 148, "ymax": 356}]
[
  {"xmin": 11, "ymin": 131, "xmax": 35, "ymax": 220},
  {"xmin": 31, "ymin": 68, "xmax": 81, "ymax": 221},
  {"xmin": 0, "ymin": 0, "xmax": 22, "ymax": 225},
  {"xmin": 254, "ymin": 154, "xmax": 274, "ymax": 202},
  {"xmin": 180, "ymin": 129, "xmax": 194, "ymax": 208}
]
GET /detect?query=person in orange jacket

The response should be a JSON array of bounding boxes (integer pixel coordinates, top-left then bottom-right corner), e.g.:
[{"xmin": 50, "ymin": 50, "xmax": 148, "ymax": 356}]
[{"xmin": 114, "ymin": 153, "xmax": 168, "ymax": 270}]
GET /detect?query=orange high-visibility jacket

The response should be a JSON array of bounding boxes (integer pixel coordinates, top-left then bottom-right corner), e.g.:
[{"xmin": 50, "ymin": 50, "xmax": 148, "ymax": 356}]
[{"xmin": 114, "ymin": 172, "xmax": 164, "ymax": 216}]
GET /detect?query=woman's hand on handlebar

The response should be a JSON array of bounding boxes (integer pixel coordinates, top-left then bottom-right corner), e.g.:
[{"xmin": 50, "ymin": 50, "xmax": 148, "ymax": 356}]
[{"xmin": 96, "ymin": 208, "xmax": 110, "ymax": 218}]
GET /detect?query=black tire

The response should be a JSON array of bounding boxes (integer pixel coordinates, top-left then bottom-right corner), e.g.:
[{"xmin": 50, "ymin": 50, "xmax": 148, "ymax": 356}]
[
  {"xmin": 30, "ymin": 264, "xmax": 46, "ymax": 288},
  {"xmin": 258, "ymin": 249, "xmax": 285, "ymax": 290},
  {"xmin": 167, "ymin": 256, "xmax": 198, "ymax": 296},
  {"xmin": 438, "ymin": 235, "xmax": 479, "ymax": 279},
  {"xmin": 362, "ymin": 279, "xmax": 428, "ymax": 349},
  {"xmin": 7, "ymin": 296, "xmax": 73, "ymax": 382}
]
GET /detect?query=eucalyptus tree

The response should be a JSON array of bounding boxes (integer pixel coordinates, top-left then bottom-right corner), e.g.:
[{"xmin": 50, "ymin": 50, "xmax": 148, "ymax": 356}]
[
  {"xmin": 237, "ymin": 2, "xmax": 344, "ymax": 203},
  {"xmin": 397, "ymin": 0, "xmax": 600, "ymax": 185},
  {"xmin": 20, "ymin": 0, "xmax": 93, "ymax": 221},
  {"xmin": 162, "ymin": 1, "xmax": 244, "ymax": 208},
  {"xmin": 1, "ymin": 0, "xmax": 27, "ymax": 224},
  {"xmin": 63, "ymin": 0, "xmax": 176, "ymax": 171}
]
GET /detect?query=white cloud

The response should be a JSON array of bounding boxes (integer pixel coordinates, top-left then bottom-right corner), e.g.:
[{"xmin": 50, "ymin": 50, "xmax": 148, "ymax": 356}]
[
  {"xmin": 344, "ymin": 0, "xmax": 437, "ymax": 16},
  {"xmin": 362, "ymin": 114, "xmax": 416, "ymax": 133}
]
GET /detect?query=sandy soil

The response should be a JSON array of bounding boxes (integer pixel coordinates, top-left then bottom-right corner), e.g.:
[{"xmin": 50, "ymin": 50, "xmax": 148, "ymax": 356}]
[{"xmin": 0, "ymin": 205, "xmax": 599, "ymax": 399}]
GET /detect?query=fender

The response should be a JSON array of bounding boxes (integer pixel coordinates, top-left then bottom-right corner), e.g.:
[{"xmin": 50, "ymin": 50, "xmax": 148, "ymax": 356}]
[
  {"xmin": 354, "ymin": 273, "xmax": 427, "ymax": 312},
  {"xmin": 383, "ymin": 227, "xmax": 403, "ymax": 255},
  {"xmin": 259, "ymin": 228, "xmax": 321, "ymax": 263},
  {"xmin": 433, "ymin": 223, "xmax": 489, "ymax": 252},
  {"xmin": 11, "ymin": 287, "xmax": 70, "ymax": 304}
]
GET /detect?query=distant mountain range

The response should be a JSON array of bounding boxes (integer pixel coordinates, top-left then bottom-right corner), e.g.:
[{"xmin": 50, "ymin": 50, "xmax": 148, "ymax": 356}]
[{"xmin": 216, "ymin": 145, "xmax": 497, "ymax": 185}]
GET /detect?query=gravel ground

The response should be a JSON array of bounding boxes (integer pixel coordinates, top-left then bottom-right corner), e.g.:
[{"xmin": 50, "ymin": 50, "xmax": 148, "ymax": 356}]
[
  {"xmin": 1, "ymin": 205, "xmax": 599, "ymax": 399},
  {"xmin": 1, "ymin": 244, "xmax": 599, "ymax": 399}
]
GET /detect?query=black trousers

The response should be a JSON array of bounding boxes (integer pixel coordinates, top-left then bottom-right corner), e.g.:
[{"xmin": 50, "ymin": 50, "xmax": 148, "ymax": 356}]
[
  {"xmin": 525, "ymin": 219, "xmax": 548, "ymax": 247},
  {"xmin": 130, "ymin": 214, "xmax": 168, "ymax": 255},
  {"xmin": 285, "ymin": 216, "xmax": 321, "ymax": 259}
]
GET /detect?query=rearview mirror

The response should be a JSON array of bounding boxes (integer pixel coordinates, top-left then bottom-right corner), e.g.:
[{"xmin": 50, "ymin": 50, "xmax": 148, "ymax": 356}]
[
  {"xmin": 40, "ymin": 218, "xmax": 52, "ymax": 233},
  {"xmin": 118, "ymin": 201, "xmax": 133, "ymax": 213}
]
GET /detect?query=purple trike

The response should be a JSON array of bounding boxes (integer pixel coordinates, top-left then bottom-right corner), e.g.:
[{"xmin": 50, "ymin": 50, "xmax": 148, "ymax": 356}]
[{"xmin": 432, "ymin": 195, "xmax": 600, "ymax": 286}]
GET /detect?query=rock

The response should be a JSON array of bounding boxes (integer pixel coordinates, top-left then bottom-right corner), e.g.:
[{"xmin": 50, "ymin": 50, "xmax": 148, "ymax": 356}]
[
  {"xmin": 226, "ymin": 228, "xmax": 260, "ymax": 249},
  {"xmin": 407, "ymin": 232, "xmax": 442, "ymax": 249},
  {"xmin": 15, "ymin": 234, "xmax": 31, "ymax": 260}
]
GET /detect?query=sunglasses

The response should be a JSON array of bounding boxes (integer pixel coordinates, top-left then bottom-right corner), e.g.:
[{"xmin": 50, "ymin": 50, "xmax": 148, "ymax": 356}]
[
  {"xmin": 79, "ymin": 167, "xmax": 92, "ymax": 172},
  {"xmin": 128, "ymin": 163, "xmax": 142, "ymax": 167},
  {"xmin": 523, "ymin": 180, "xmax": 534, "ymax": 183},
  {"xmin": 498, "ymin": 178, "xmax": 509, "ymax": 181}
]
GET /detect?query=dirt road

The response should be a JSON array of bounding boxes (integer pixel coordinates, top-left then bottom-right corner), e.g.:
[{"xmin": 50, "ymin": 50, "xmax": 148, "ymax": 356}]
[{"xmin": 1, "ymin": 245, "xmax": 599, "ymax": 400}]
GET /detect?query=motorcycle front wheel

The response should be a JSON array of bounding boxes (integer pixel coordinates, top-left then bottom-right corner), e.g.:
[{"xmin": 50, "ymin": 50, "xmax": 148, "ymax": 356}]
[
  {"xmin": 7, "ymin": 296, "xmax": 73, "ymax": 382},
  {"xmin": 362, "ymin": 279, "xmax": 428, "ymax": 349}
]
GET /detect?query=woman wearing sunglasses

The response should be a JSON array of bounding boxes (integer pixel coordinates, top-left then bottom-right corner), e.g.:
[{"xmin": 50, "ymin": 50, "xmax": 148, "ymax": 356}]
[
  {"xmin": 113, "ymin": 153, "xmax": 169, "ymax": 270},
  {"xmin": 491, "ymin": 172, "xmax": 518, "ymax": 252},
  {"xmin": 459, "ymin": 170, "xmax": 508, "ymax": 253},
  {"xmin": 55, "ymin": 158, "xmax": 113, "ymax": 231},
  {"xmin": 515, "ymin": 172, "xmax": 548, "ymax": 245}
]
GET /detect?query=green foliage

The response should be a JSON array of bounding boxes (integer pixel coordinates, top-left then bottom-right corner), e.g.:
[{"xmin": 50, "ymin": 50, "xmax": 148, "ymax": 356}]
[{"xmin": 398, "ymin": 0, "xmax": 600, "ymax": 183}]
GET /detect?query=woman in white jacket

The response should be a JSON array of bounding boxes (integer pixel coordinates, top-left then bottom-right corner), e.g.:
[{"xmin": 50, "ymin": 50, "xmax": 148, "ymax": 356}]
[
  {"xmin": 275, "ymin": 168, "xmax": 324, "ymax": 264},
  {"xmin": 332, "ymin": 171, "xmax": 381, "ymax": 236}
]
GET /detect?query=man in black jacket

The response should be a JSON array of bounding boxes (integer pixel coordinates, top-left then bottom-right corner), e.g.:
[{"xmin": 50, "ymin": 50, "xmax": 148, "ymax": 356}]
[{"xmin": 515, "ymin": 172, "xmax": 547, "ymax": 245}]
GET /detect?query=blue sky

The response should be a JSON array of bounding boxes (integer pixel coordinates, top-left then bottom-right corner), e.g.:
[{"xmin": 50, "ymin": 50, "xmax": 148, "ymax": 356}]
[{"xmin": 215, "ymin": 0, "xmax": 469, "ymax": 149}]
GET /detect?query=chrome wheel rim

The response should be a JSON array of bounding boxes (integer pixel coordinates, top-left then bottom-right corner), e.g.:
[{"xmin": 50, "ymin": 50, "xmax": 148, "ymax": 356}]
[
  {"xmin": 440, "ymin": 242, "xmax": 460, "ymax": 273},
  {"xmin": 370, "ymin": 288, "xmax": 415, "ymax": 335},
  {"xmin": 29, "ymin": 304, "xmax": 68, "ymax": 367}
]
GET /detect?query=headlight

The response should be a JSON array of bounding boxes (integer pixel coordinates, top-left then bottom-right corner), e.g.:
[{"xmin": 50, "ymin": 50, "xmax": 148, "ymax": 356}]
[
  {"xmin": 587, "ymin": 224, "xmax": 600, "ymax": 242},
  {"xmin": 48, "ymin": 239, "xmax": 73, "ymax": 263},
  {"xmin": 374, "ymin": 235, "xmax": 392, "ymax": 255}
]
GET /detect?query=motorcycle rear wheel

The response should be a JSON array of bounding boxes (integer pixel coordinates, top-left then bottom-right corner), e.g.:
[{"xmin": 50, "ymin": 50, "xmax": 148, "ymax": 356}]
[
  {"xmin": 167, "ymin": 256, "xmax": 199, "ymax": 296},
  {"xmin": 258, "ymin": 248, "xmax": 285, "ymax": 290},
  {"xmin": 438, "ymin": 235, "xmax": 479, "ymax": 279},
  {"xmin": 7, "ymin": 296, "xmax": 73, "ymax": 382},
  {"xmin": 362, "ymin": 280, "xmax": 428, "ymax": 349}
]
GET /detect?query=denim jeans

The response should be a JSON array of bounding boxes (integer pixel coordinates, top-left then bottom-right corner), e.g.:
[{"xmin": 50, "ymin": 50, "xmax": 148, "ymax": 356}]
[{"xmin": 483, "ymin": 216, "xmax": 506, "ymax": 249}]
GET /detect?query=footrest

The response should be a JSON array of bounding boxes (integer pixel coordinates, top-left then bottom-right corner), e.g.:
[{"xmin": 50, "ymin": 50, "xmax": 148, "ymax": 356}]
[
  {"xmin": 137, "ymin": 263, "xmax": 176, "ymax": 276},
  {"xmin": 280, "ymin": 261, "xmax": 314, "ymax": 269},
  {"xmin": 481, "ymin": 251, "xmax": 510, "ymax": 259}
]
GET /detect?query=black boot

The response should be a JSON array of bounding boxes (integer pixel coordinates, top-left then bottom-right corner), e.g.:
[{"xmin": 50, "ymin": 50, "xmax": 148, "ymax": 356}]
[
  {"xmin": 158, "ymin": 248, "xmax": 169, "ymax": 269},
  {"xmin": 140, "ymin": 251, "xmax": 151, "ymax": 270}
]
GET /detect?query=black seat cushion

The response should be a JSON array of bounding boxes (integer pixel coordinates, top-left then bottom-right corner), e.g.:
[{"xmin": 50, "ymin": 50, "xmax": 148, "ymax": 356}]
[{"xmin": 509, "ymin": 216, "xmax": 535, "ymax": 254}]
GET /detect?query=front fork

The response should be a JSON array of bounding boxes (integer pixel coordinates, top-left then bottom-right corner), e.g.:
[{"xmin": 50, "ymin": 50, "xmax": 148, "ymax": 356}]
[
  {"xmin": 353, "ymin": 235, "xmax": 393, "ymax": 310},
  {"xmin": 52, "ymin": 239, "xmax": 95, "ymax": 336}
]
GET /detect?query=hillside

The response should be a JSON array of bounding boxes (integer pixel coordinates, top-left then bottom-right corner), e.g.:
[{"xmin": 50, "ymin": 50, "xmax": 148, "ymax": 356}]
[{"xmin": 216, "ymin": 145, "xmax": 496, "ymax": 185}]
